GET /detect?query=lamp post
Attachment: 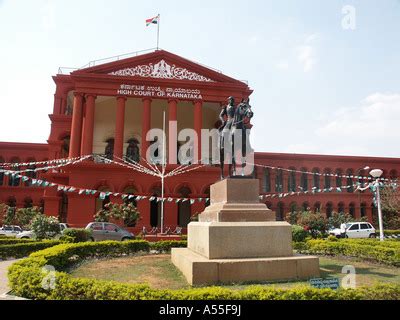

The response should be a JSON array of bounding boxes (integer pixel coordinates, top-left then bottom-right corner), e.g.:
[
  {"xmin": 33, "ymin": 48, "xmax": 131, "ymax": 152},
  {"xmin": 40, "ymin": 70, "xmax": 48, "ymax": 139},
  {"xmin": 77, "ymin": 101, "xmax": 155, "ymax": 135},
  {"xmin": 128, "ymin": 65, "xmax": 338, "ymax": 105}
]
[{"xmin": 369, "ymin": 169, "xmax": 384, "ymax": 242}]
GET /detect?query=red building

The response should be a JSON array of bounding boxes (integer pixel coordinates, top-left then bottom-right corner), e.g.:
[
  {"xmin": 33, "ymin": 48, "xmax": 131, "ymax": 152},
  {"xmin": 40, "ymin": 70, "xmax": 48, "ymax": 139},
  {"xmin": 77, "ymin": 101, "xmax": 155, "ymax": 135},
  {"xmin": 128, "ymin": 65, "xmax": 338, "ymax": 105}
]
[{"xmin": 1, "ymin": 49, "xmax": 399, "ymax": 231}]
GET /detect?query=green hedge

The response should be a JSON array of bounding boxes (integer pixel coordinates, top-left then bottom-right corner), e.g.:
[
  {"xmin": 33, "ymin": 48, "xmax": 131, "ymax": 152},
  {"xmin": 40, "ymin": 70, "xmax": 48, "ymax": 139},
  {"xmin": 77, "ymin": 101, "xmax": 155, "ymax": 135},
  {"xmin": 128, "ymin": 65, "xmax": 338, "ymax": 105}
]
[
  {"xmin": 0, "ymin": 238, "xmax": 36, "ymax": 245},
  {"xmin": 377, "ymin": 230, "xmax": 400, "ymax": 237},
  {"xmin": 149, "ymin": 240, "xmax": 187, "ymax": 252},
  {"xmin": 7, "ymin": 241, "xmax": 400, "ymax": 300},
  {"xmin": 294, "ymin": 239, "xmax": 400, "ymax": 266},
  {"xmin": 0, "ymin": 241, "xmax": 62, "ymax": 260},
  {"xmin": 62, "ymin": 228, "xmax": 92, "ymax": 243}
]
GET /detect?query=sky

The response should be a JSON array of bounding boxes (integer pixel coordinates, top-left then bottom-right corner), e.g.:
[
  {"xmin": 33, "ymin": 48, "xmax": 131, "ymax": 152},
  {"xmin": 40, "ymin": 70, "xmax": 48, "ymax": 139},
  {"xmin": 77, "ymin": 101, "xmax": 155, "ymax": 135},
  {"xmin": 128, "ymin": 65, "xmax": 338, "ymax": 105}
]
[{"xmin": 0, "ymin": 0, "xmax": 399, "ymax": 158}]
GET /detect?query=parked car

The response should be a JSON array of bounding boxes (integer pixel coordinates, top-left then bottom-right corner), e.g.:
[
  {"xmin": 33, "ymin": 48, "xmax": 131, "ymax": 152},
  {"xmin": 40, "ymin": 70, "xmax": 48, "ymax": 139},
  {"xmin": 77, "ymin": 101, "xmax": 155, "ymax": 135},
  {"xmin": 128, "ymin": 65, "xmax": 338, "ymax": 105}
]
[
  {"xmin": 85, "ymin": 222, "xmax": 134, "ymax": 241},
  {"xmin": 16, "ymin": 223, "xmax": 70, "ymax": 239},
  {"xmin": 329, "ymin": 222, "xmax": 376, "ymax": 239},
  {"xmin": 0, "ymin": 225, "xmax": 23, "ymax": 237}
]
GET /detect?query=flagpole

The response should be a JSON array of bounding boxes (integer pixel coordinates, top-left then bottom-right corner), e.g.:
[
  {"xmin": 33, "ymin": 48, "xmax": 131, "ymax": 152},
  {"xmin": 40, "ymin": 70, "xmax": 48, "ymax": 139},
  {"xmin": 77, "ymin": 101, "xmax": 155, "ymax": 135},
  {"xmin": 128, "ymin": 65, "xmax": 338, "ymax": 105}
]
[{"xmin": 157, "ymin": 14, "xmax": 160, "ymax": 50}]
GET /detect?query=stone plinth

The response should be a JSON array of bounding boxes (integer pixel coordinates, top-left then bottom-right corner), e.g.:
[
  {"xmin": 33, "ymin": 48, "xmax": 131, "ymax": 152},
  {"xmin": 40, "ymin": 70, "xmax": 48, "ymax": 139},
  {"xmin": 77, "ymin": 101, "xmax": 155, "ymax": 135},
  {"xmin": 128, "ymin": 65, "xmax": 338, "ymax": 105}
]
[{"xmin": 171, "ymin": 178, "xmax": 320, "ymax": 285}]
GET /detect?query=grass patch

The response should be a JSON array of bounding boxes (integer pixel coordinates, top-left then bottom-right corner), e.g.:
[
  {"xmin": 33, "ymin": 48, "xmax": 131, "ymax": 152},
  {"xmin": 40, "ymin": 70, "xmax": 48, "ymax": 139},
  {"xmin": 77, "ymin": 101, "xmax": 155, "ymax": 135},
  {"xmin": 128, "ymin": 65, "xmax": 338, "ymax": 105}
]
[{"xmin": 69, "ymin": 254, "xmax": 400, "ymax": 290}]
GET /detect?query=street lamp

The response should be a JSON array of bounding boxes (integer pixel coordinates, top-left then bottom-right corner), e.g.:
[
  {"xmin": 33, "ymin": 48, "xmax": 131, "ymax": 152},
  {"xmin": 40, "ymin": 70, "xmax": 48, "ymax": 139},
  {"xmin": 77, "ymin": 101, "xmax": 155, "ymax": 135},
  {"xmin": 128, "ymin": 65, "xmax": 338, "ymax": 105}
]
[{"xmin": 369, "ymin": 169, "xmax": 384, "ymax": 241}]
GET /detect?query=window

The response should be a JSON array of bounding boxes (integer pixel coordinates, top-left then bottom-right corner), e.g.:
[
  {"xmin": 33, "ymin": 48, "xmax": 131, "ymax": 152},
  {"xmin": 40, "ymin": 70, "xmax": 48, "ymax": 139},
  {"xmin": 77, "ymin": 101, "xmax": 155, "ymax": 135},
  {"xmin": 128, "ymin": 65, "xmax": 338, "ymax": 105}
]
[
  {"xmin": 346, "ymin": 169, "xmax": 354, "ymax": 192},
  {"xmin": 360, "ymin": 223, "xmax": 369, "ymax": 230},
  {"xmin": 338, "ymin": 202, "xmax": 345, "ymax": 213},
  {"xmin": 105, "ymin": 224, "xmax": 118, "ymax": 232},
  {"xmin": 312, "ymin": 169, "xmax": 320, "ymax": 190},
  {"xmin": 288, "ymin": 168, "xmax": 296, "ymax": 192},
  {"xmin": 368, "ymin": 223, "xmax": 373, "ymax": 229},
  {"xmin": 349, "ymin": 203, "xmax": 356, "ymax": 217},
  {"xmin": 276, "ymin": 202, "xmax": 284, "ymax": 221},
  {"xmin": 275, "ymin": 169, "xmax": 283, "ymax": 192},
  {"xmin": 326, "ymin": 202, "xmax": 333, "ymax": 218},
  {"xmin": 264, "ymin": 169, "xmax": 271, "ymax": 193},
  {"xmin": 313, "ymin": 202, "xmax": 321, "ymax": 213},
  {"xmin": 335, "ymin": 169, "xmax": 342, "ymax": 188},
  {"xmin": 324, "ymin": 169, "xmax": 331, "ymax": 189},
  {"xmin": 126, "ymin": 138, "xmax": 140, "ymax": 163},
  {"xmin": 349, "ymin": 224, "xmax": 359, "ymax": 231},
  {"xmin": 90, "ymin": 223, "xmax": 103, "ymax": 231},
  {"xmin": 300, "ymin": 168, "xmax": 308, "ymax": 191},
  {"xmin": 360, "ymin": 203, "xmax": 367, "ymax": 217},
  {"xmin": 105, "ymin": 138, "xmax": 114, "ymax": 160},
  {"xmin": 0, "ymin": 157, "xmax": 4, "ymax": 186}
]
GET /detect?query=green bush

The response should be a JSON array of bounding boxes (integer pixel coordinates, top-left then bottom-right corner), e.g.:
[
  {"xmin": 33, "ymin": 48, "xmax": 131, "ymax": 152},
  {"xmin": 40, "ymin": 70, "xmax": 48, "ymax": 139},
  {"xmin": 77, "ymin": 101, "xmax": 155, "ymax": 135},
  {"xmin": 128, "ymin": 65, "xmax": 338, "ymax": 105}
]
[
  {"xmin": 62, "ymin": 228, "xmax": 92, "ymax": 243},
  {"xmin": 149, "ymin": 240, "xmax": 187, "ymax": 252},
  {"xmin": 0, "ymin": 238, "xmax": 36, "ymax": 245},
  {"xmin": 0, "ymin": 240, "xmax": 61, "ymax": 260},
  {"xmin": 31, "ymin": 215, "xmax": 60, "ymax": 240},
  {"xmin": 292, "ymin": 225, "xmax": 308, "ymax": 242},
  {"xmin": 296, "ymin": 239, "xmax": 400, "ymax": 266},
  {"xmin": 7, "ymin": 241, "xmax": 400, "ymax": 300},
  {"xmin": 377, "ymin": 230, "xmax": 400, "ymax": 237}
]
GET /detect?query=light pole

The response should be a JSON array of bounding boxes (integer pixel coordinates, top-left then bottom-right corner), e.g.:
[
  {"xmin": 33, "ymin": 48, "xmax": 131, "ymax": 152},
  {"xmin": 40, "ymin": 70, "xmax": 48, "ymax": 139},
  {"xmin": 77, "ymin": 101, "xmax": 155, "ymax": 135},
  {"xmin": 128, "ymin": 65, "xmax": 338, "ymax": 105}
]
[{"xmin": 369, "ymin": 169, "xmax": 384, "ymax": 241}]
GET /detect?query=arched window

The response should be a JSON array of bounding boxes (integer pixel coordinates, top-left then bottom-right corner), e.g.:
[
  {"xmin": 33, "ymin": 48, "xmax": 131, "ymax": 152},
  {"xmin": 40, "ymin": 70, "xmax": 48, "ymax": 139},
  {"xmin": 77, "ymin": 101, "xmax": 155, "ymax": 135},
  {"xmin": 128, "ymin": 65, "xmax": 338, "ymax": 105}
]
[
  {"xmin": 324, "ymin": 169, "xmax": 331, "ymax": 189},
  {"xmin": 346, "ymin": 169, "xmax": 354, "ymax": 193},
  {"xmin": 276, "ymin": 202, "xmax": 284, "ymax": 221},
  {"xmin": 289, "ymin": 202, "xmax": 297, "ymax": 214},
  {"xmin": 8, "ymin": 158, "xmax": 21, "ymax": 187},
  {"xmin": 7, "ymin": 196, "xmax": 16, "ymax": 208},
  {"xmin": 126, "ymin": 138, "xmax": 140, "ymax": 163},
  {"xmin": 335, "ymin": 169, "xmax": 343, "ymax": 188},
  {"xmin": 312, "ymin": 168, "xmax": 320, "ymax": 190},
  {"xmin": 288, "ymin": 168, "xmax": 296, "ymax": 192},
  {"xmin": 389, "ymin": 170, "xmax": 398, "ymax": 182},
  {"xmin": 300, "ymin": 168, "xmax": 308, "ymax": 191},
  {"xmin": 105, "ymin": 138, "xmax": 114, "ymax": 160},
  {"xmin": 275, "ymin": 168, "xmax": 283, "ymax": 192},
  {"xmin": 338, "ymin": 202, "xmax": 345, "ymax": 214},
  {"xmin": 95, "ymin": 186, "xmax": 111, "ymax": 213},
  {"xmin": 360, "ymin": 202, "xmax": 367, "ymax": 218},
  {"xmin": 0, "ymin": 157, "xmax": 4, "ymax": 186},
  {"xmin": 302, "ymin": 202, "xmax": 310, "ymax": 212},
  {"xmin": 326, "ymin": 202, "xmax": 333, "ymax": 218},
  {"xmin": 178, "ymin": 187, "xmax": 192, "ymax": 227},
  {"xmin": 150, "ymin": 187, "xmax": 161, "ymax": 228},
  {"xmin": 264, "ymin": 168, "xmax": 271, "ymax": 193},
  {"xmin": 60, "ymin": 135, "xmax": 70, "ymax": 159},
  {"xmin": 349, "ymin": 203, "xmax": 356, "ymax": 218},
  {"xmin": 313, "ymin": 202, "xmax": 321, "ymax": 213},
  {"xmin": 123, "ymin": 186, "xmax": 138, "ymax": 209},
  {"xmin": 23, "ymin": 197, "xmax": 33, "ymax": 208}
]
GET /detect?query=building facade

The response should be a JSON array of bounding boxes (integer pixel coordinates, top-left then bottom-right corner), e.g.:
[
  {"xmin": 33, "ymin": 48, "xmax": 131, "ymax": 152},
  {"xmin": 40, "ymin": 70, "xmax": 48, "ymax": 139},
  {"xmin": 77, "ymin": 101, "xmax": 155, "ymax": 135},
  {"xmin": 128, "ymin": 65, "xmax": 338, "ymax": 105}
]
[{"xmin": 1, "ymin": 50, "xmax": 399, "ymax": 231}]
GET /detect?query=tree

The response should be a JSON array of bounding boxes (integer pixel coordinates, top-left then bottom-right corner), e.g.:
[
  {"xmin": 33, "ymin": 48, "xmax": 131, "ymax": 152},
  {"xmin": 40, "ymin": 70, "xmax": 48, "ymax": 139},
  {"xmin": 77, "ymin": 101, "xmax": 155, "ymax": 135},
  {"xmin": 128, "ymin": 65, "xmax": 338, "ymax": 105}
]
[
  {"xmin": 2, "ymin": 205, "xmax": 16, "ymax": 225},
  {"xmin": 379, "ymin": 186, "xmax": 400, "ymax": 229},
  {"xmin": 94, "ymin": 202, "xmax": 141, "ymax": 227},
  {"xmin": 15, "ymin": 207, "xmax": 41, "ymax": 229},
  {"xmin": 286, "ymin": 210, "xmax": 328, "ymax": 238},
  {"xmin": 30, "ymin": 215, "xmax": 60, "ymax": 240},
  {"xmin": 327, "ymin": 212, "xmax": 355, "ymax": 229}
]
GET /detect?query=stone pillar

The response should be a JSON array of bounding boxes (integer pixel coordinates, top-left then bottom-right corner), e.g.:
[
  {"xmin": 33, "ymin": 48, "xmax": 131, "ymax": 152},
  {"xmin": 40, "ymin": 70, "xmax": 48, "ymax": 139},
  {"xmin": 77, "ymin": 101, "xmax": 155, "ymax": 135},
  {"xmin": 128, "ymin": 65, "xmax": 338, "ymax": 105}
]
[
  {"xmin": 168, "ymin": 99, "xmax": 178, "ymax": 164},
  {"xmin": 193, "ymin": 100, "xmax": 203, "ymax": 162},
  {"xmin": 141, "ymin": 98, "xmax": 152, "ymax": 160},
  {"xmin": 114, "ymin": 96, "xmax": 127, "ymax": 160},
  {"xmin": 54, "ymin": 94, "xmax": 63, "ymax": 115},
  {"xmin": 69, "ymin": 92, "xmax": 84, "ymax": 158},
  {"xmin": 81, "ymin": 94, "xmax": 96, "ymax": 156}
]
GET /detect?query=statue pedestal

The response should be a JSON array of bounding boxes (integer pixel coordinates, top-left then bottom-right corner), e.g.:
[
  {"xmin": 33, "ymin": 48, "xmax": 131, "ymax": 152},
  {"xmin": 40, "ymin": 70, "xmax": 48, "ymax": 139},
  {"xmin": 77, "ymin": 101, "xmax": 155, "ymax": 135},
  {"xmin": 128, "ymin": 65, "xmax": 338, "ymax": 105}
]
[{"xmin": 171, "ymin": 178, "xmax": 320, "ymax": 285}]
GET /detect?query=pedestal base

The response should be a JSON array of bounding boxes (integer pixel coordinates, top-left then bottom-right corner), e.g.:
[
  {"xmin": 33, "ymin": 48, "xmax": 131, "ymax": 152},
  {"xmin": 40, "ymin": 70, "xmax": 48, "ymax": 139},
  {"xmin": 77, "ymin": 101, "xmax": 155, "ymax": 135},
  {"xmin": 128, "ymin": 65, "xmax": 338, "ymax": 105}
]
[{"xmin": 171, "ymin": 248, "xmax": 320, "ymax": 286}]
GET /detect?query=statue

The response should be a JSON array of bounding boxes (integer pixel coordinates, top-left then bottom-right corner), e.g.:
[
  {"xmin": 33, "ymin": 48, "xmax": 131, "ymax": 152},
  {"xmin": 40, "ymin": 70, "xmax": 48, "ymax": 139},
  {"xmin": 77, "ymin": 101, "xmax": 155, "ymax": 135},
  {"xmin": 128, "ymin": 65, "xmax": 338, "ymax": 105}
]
[
  {"xmin": 126, "ymin": 138, "xmax": 140, "ymax": 163},
  {"xmin": 218, "ymin": 97, "xmax": 254, "ymax": 179}
]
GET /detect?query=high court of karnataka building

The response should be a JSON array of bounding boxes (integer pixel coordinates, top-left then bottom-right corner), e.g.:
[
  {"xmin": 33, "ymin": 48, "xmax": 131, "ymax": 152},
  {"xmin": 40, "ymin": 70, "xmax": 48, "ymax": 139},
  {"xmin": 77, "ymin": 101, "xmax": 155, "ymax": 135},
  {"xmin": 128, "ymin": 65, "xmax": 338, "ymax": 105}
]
[{"xmin": 0, "ymin": 49, "xmax": 399, "ymax": 230}]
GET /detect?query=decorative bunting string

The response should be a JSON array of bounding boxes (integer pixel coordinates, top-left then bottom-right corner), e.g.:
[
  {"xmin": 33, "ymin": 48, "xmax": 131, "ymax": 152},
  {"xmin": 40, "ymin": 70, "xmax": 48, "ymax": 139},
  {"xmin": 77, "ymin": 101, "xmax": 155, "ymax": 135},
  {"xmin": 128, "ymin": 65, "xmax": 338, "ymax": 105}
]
[{"xmin": 0, "ymin": 155, "xmax": 89, "ymax": 168}]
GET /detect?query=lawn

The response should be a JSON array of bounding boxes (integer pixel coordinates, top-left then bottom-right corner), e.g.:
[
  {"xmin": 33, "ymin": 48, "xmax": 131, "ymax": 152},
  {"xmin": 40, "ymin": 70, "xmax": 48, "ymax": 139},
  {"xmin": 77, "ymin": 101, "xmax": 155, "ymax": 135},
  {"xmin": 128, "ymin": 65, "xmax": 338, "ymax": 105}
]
[{"xmin": 69, "ymin": 254, "xmax": 400, "ymax": 290}]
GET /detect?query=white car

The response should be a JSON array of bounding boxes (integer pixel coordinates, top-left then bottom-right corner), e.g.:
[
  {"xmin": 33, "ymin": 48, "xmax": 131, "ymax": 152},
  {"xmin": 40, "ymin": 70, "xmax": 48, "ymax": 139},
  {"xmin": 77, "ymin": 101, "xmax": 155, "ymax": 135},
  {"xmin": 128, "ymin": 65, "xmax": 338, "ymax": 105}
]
[
  {"xmin": 16, "ymin": 223, "xmax": 70, "ymax": 239},
  {"xmin": 0, "ymin": 225, "xmax": 23, "ymax": 237},
  {"xmin": 329, "ymin": 222, "xmax": 376, "ymax": 239}
]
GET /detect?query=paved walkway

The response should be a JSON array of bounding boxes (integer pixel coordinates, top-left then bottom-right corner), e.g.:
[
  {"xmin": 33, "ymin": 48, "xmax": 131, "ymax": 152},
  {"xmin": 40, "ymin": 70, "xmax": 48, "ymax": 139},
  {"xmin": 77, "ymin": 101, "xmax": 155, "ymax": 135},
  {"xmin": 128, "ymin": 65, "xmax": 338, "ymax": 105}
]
[{"xmin": 0, "ymin": 259, "xmax": 19, "ymax": 298}]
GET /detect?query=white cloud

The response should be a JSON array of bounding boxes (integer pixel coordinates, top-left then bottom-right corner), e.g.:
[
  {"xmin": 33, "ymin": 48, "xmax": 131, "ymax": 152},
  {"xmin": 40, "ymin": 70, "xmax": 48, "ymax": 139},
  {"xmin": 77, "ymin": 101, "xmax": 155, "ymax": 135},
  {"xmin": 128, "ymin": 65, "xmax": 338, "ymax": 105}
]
[
  {"xmin": 296, "ymin": 33, "xmax": 319, "ymax": 72},
  {"xmin": 275, "ymin": 60, "xmax": 289, "ymax": 70},
  {"xmin": 315, "ymin": 92, "xmax": 400, "ymax": 156},
  {"xmin": 41, "ymin": 0, "xmax": 56, "ymax": 31}
]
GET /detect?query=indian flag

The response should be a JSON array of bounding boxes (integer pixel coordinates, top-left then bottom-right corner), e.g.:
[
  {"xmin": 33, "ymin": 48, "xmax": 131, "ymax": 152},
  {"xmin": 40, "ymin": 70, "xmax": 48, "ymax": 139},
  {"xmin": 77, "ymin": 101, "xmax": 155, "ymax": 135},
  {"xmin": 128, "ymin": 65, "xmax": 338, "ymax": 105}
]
[{"xmin": 146, "ymin": 15, "xmax": 159, "ymax": 26}]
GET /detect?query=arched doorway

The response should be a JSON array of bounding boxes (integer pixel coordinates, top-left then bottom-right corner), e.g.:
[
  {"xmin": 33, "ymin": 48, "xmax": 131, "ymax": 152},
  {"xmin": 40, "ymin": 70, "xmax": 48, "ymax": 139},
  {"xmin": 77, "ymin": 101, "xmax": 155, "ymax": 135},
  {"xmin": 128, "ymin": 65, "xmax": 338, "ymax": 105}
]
[
  {"xmin": 177, "ymin": 187, "xmax": 192, "ymax": 227},
  {"xmin": 150, "ymin": 187, "xmax": 161, "ymax": 227},
  {"xmin": 95, "ymin": 186, "xmax": 111, "ymax": 213},
  {"xmin": 59, "ymin": 192, "xmax": 68, "ymax": 223}
]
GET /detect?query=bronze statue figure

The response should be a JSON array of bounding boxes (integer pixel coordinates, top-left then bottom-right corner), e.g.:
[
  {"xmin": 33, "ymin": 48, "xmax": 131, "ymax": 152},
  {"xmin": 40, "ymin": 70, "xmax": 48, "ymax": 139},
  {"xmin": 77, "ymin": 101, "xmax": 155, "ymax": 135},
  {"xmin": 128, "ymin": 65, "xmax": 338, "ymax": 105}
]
[{"xmin": 218, "ymin": 97, "xmax": 254, "ymax": 179}]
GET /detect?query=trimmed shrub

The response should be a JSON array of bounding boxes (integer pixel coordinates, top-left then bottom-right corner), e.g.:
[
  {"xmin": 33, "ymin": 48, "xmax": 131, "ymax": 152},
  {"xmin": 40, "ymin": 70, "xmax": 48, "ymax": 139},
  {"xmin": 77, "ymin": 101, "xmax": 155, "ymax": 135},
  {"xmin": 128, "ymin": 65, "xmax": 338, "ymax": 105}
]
[
  {"xmin": 296, "ymin": 239, "xmax": 400, "ymax": 266},
  {"xmin": 149, "ymin": 240, "xmax": 187, "ymax": 252},
  {"xmin": 0, "ymin": 238, "xmax": 36, "ymax": 245},
  {"xmin": 0, "ymin": 240, "xmax": 61, "ymax": 260},
  {"xmin": 292, "ymin": 225, "xmax": 308, "ymax": 242},
  {"xmin": 62, "ymin": 228, "xmax": 92, "ymax": 243},
  {"xmin": 7, "ymin": 241, "xmax": 400, "ymax": 300}
]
